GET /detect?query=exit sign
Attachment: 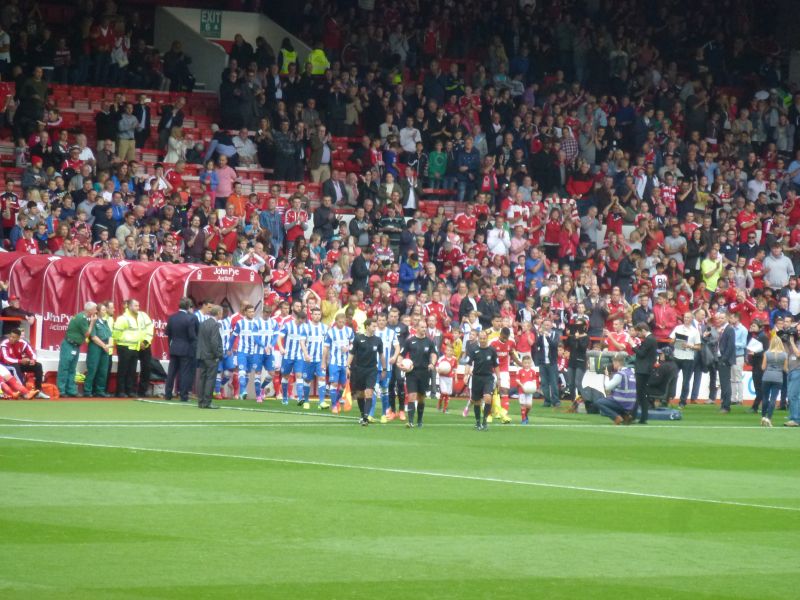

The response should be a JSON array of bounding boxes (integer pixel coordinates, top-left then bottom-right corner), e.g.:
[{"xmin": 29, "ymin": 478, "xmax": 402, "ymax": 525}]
[{"xmin": 200, "ymin": 9, "xmax": 222, "ymax": 38}]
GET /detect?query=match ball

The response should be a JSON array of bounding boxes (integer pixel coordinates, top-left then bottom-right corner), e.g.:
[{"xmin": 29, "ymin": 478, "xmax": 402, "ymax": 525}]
[
  {"xmin": 522, "ymin": 381, "xmax": 537, "ymax": 394},
  {"xmin": 437, "ymin": 362, "xmax": 452, "ymax": 375},
  {"xmin": 400, "ymin": 358, "xmax": 413, "ymax": 371}
]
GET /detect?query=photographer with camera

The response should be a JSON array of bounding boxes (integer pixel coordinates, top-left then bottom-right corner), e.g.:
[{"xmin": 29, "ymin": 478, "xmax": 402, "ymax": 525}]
[
  {"xmin": 579, "ymin": 353, "xmax": 637, "ymax": 425},
  {"xmin": 781, "ymin": 319, "xmax": 800, "ymax": 426},
  {"xmin": 565, "ymin": 317, "xmax": 590, "ymax": 407}
]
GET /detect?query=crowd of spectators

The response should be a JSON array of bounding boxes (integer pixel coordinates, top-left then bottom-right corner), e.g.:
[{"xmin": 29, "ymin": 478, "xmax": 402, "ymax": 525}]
[
  {"xmin": 2, "ymin": 0, "xmax": 800, "ymax": 418},
  {"xmin": 0, "ymin": 0, "xmax": 191, "ymax": 91}
]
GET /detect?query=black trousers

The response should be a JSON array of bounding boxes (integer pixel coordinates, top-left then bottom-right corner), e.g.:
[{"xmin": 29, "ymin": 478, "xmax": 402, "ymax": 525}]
[
  {"xmin": 634, "ymin": 373, "xmax": 650, "ymax": 423},
  {"xmin": 117, "ymin": 346, "xmax": 152, "ymax": 396},
  {"xmin": 9, "ymin": 362, "xmax": 43, "ymax": 389},
  {"xmin": 165, "ymin": 355, "xmax": 194, "ymax": 401},
  {"xmin": 751, "ymin": 366, "xmax": 764, "ymax": 412},
  {"xmin": 197, "ymin": 359, "xmax": 217, "ymax": 407},
  {"xmin": 718, "ymin": 362, "xmax": 732, "ymax": 410}
]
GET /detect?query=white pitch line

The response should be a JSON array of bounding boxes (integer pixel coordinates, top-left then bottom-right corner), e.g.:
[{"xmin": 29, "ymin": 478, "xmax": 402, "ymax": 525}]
[
  {"xmin": 0, "ymin": 434, "xmax": 797, "ymax": 514},
  {"xmin": 135, "ymin": 398, "xmax": 359, "ymax": 420},
  {"xmin": 0, "ymin": 422, "xmax": 348, "ymax": 428}
]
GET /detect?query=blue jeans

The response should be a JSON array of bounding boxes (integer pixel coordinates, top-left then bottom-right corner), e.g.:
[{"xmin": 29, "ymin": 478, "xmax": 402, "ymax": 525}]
[
  {"xmin": 594, "ymin": 396, "xmax": 632, "ymax": 421},
  {"xmin": 539, "ymin": 363, "xmax": 559, "ymax": 406},
  {"xmin": 787, "ymin": 370, "xmax": 800, "ymax": 423},
  {"xmin": 761, "ymin": 380, "xmax": 781, "ymax": 419}
]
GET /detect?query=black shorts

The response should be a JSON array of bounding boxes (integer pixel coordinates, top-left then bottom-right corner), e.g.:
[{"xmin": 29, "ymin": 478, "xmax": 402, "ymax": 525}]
[
  {"xmin": 405, "ymin": 368, "xmax": 430, "ymax": 396},
  {"xmin": 350, "ymin": 368, "xmax": 378, "ymax": 393},
  {"xmin": 471, "ymin": 375, "xmax": 495, "ymax": 402}
]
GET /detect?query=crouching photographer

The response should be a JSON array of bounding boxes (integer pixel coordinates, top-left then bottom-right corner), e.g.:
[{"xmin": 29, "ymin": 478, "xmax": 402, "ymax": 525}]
[{"xmin": 580, "ymin": 352, "xmax": 636, "ymax": 425}]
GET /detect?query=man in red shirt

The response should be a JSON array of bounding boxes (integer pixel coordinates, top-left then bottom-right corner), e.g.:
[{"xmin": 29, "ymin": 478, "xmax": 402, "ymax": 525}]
[
  {"xmin": 283, "ymin": 195, "xmax": 309, "ymax": 246},
  {"xmin": 736, "ymin": 200, "xmax": 759, "ymax": 243},
  {"xmin": 15, "ymin": 226, "xmax": 39, "ymax": 255},
  {"xmin": 653, "ymin": 293, "xmax": 679, "ymax": 340},
  {"xmin": 489, "ymin": 326, "xmax": 520, "ymax": 422},
  {"xmin": 423, "ymin": 290, "xmax": 449, "ymax": 331},
  {"xmin": 0, "ymin": 329, "xmax": 48, "ymax": 397},
  {"xmin": 219, "ymin": 204, "xmax": 240, "ymax": 253},
  {"xmin": 453, "ymin": 203, "xmax": 476, "ymax": 244}
]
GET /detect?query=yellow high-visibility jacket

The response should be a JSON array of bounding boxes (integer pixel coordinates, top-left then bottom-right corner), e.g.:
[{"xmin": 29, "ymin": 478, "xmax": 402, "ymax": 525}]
[{"xmin": 112, "ymin": 309, "xmax": 154, "ymax": 351}]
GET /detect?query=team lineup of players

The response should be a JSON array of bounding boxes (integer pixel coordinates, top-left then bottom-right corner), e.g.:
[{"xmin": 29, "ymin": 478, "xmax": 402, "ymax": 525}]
[{"xmin": 211, "ymin": 299, "xmax": 536, "ymax": 429}]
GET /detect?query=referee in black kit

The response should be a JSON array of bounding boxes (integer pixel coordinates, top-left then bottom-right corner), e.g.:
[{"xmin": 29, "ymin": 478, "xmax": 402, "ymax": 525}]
[
  {"xmin": 400, "ymin": 327, "xmax": 438, "ymax": 428},
  {"xmin": 464, "ymin": 331, "xmax": 500, "ymax": 430},
  {"xmin": 348, "ymin": 318, "xmax": 385, "ymax": 426}
]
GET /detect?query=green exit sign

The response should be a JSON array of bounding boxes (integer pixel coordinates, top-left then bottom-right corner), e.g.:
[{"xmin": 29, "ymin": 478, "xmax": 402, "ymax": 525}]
[{"xmin": 200, "ymin": 9, "xmax": 222, "ymax": 38}]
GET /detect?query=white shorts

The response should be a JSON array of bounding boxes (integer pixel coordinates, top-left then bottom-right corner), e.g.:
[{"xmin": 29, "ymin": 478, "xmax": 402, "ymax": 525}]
[
  {"xmin": 519, "ymin": 393, "xmax": 533, "ymax": 406},
  {"xmin": 438, "ymin": 376, "xmax": 453, "ymax": 395},
  {"xmin": 498, "ymin": 371, "xmax": 511, "ymax": 389}
]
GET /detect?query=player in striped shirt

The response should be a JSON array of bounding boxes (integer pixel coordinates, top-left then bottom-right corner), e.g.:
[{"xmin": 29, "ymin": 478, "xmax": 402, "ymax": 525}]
[
  {"xmin": 215, "ymin": 310, "xmax": 237, "ymax": 398},
  {"xmin": 230, "ymin": 305, "xmax": 267, "ymax": 401},
  {"xmin": 259, "ymin": 307, "xmax": 282, "ymax": 401},
  {"xmin": 194, "ymin": 299, "xmax": 213, "ymax": 324},
  {"xmin": 302, "ymin": 307, "xmax": 329, "ymax": 410},
  {"xmin": 277, "ymin": 307, "xmax": 309, "ymax": 405},
  {"xmin": 323, "ymin": 312, "xmax": 354, "ymax": 414},
  {"xmin": 373, "ymin": 312, "xmax": 400, "ymax": 423}
]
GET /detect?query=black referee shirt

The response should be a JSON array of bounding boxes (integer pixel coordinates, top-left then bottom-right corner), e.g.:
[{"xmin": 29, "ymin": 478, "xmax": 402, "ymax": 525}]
[
  {"xmin": 467, "ymin": 346, "xmax": 499, "ymax": 376},
  {"xmin": 401, "ymin": 335, "xmax": 437, "ymax": 369},
  {"xmin": 392, "ymin": 321, "xmax": 410, "ymax": 346},
  {"xmin": 351, "ymin": 334, "xmax": 383, "ymax": 371}
]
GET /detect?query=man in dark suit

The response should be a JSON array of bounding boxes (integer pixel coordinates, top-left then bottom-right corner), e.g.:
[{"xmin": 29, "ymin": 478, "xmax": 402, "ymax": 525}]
[
  {"xmin": 321, "ymin": 170, "xmax": 346, "ymax": 205},
  {"xmin": 157, "ymin": 97, "xmax": 186, "ymax": 150},
  {"xmin": 534, "ymin": 319, "xmax": 560, "ymax": 407},
  {"xmin": 132, "ymin": 94, "xmax": 152, "ymax": 149},
  {"xmin": 350, "ymin": 245, "xmax": 374, "ymax": 295},
  {"xmin": 633, "ymin": 322, "xmax": 658, "ymax": 424},
  {"xmin": 717, "ymin": 313, "xmax": 737, "ymax": 413},
  {"xmin": 196, "ymin": 305, "xmax": 223, "ymax": 409},
  {"xmin": 164, "ymin": 297, "xmax": 198, "ymax": 402}
]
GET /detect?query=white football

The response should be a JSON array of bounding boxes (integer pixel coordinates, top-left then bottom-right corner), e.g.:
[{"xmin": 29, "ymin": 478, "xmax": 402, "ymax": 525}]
[
  {"xmin": 437, "ymin": 362, "xmax": 452, "ymax": 375},
  {"xmin": 522, "ymin": 381, "xmax": 537, "ymax": 394},
  {"xmin": 400, "ymin": 358, "xmax": 413, "ymax": 371}
]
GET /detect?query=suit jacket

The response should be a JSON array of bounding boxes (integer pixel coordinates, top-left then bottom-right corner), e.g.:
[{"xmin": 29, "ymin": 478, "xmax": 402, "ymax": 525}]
[
  {"xmin": 322, "ymin": 178, "xmax": 345, "ymax": 204},
  {"xmin": 718, "ymin": 325, "xmax": 736, "ymax": 366},
  {"xmin": 157, "ymin": 105, "xmax": 185, "ymax": 133},
  {"xmin": 350, "ymin": 255, "xmax": 371, "ymax": 294},
  {"xmin": 533, "ymin": 330, "xmax": 559, "ymax": 367},
  {"xmin": 196, "ymin": 317, "xmax": 223, "ymax": 362},
  {"xmin": 634, "ymin": 334, "xmax": 658, "ymax": 374},
  {"xmin": 309, "ymin": 133, "xmax": 334, "ymax": 170},
  {"xmin": 133, "ymin": 103, "xmax": 152, "ymax": 135},
  {"xmin": 165, "ymin": 310, "xmax": 198, "ymax": 358}
]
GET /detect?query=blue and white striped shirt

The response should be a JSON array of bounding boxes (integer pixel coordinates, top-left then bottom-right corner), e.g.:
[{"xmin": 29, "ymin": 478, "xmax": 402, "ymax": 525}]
[
  {"xmin": 195, "ymin": 311, "xmax": 212, "ymax": 324},
  {"xmin": 262, "ymin": 317, "xmax": 281, "ymax": 351},
  {"xmin": 324, "ymin": 325, "xmax": 354, "ymax": 367},
  {"xmin": 281, "ymin": 320, "xmax": 307, "ymax": 361},
  {"xmin": 220, "ymin": 316, "xmax": 233, "ymax": 353},
  {"xmin": 231, "ymin": 317, "xmax": 265, "ymax": 354},
  {"xmin": 375, "ymin": 326, "xmax": 398, "ymax": 371},
  {"xmin": 304, "ymin": 321, "xmax": 328, "ymax": 363}
]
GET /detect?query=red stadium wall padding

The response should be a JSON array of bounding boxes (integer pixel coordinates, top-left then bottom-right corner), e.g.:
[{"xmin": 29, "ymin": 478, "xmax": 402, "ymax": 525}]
[{"xmin": 4, "ymin": 254, "xmax": 264, "ymax": 357}]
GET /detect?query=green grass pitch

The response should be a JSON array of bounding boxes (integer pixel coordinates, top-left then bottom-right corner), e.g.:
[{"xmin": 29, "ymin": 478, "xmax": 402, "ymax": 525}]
[{"xmin": 1, "ymin": 399, "xmax": 799, "ymax": 599}]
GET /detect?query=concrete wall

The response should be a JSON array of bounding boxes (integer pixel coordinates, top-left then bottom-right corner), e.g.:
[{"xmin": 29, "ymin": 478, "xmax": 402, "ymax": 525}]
[
  {"xmin": 158, "ymin": 7, "xmax": 312, "ymax": 73},
  {"xmin": 154, "ymin": 8, "xmax": 228, "ymax": 91}
]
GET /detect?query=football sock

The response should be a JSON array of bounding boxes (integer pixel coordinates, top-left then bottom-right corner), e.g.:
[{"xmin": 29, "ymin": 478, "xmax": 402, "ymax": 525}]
[
  {"xmin": 365, "ymin": 396, "xmax": 372, "ymax": 417},
  {"xmin": 381, "ymin": 388, "xmax": 389, "ymax": 414},
  {"xmin": 232, "ymin": 372, "xmax": 240, "ymax": 397},
  {"xmin": 295, "ymin": 381, "xmax": 305, "ymax": 402},
  {"xmin": 330, "ymin": 387, "xmax": 339, "ymax": 407},
  {"xmin": 417, "ymin": 401, "xmax": 425, "ymax": 424},
  {"xmin": 281, "ymin": 381, "xmax": 289, "ymax": 402},
  {"xmin": 483, "ymin": 402, "xmax": 491, "ymax": 424},
  {"xmin": 474, "ymin": 403, "xmax": 481, "ymax": 424},
  {"xmin": 214, "ymin": 375, "xmax": 222, "ymax": 394},
  {"xmin": 318, "ymin": 383, "xmax": 327, "ymax": 403},
  {"xmin": 357, "ymin": 396, "xmax": 365, "ymax": 417},
  {"xmin": 254, "ymin": 377, "xmax": 262, "ymax": 398},
  {"xmin": 442, "ymin": 394, "xmax": 449, "ymax": 410},
  {"xmin": 501, "ymin": 395, "xmax": 510, "ymax": 411},
  {"xmin": 407, "ymin": 401, "xmax": 416, "ymax": 423},
  {"xmin": 238, "ymin": 371, "xmax": 248, "ymax": 396}
]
